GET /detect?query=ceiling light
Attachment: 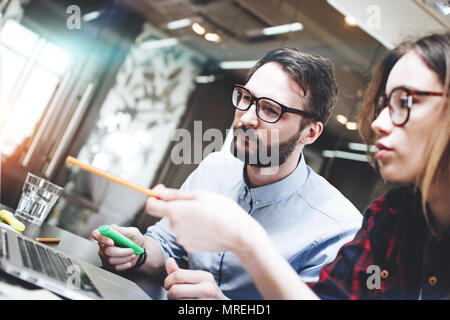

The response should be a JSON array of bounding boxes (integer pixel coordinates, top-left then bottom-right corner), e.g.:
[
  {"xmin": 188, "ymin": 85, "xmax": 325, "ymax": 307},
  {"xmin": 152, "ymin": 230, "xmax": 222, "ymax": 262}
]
[
  {"xmin": 322, "ymin": 150, "xmax": 368, "ymax": 162},
  {"xmin": 345, "ymin": 121, "xmax": 358, "ymax": 130},
  {"xmin": 140, "ymin": 38, "xmax": 179, "ymax": 49},
  {"xmin": 204, "ymin": 33, "xmax": 221, "ymax": 42},
  {"xmin": 82, "ymin": 10, "xmax": 104, "ymax": 22},
  {"xmin": 434, "ymin": 2, "xmax": 450, "ymax": 16},
  {"xmin": 219, "ymin": 60, "xmax": 258, "ymax": 70},
  {"xmin": 336, "ymin": 114, "xmax": 348, "ymax": 124},
  {"xmin": 344, "ymin": 16, "xmax": 358, "ymax": 26},
  {"xmin": 167, "ymin": 18, "xmax": 192, "ymax": 30},
  {"xmin": 195, "ymin": 75, "xmax": 216, "ymax": 84},
  {"xmin": 348, "ymin": 142, "xmax": 378, "ymax": 153},
  {"xmin": 262, "ymin": 22, "xmax": 303, "ymax": 36},
  {"xmin": 192, "ymin": 22, "xmax": 206, "ymax": 35}
]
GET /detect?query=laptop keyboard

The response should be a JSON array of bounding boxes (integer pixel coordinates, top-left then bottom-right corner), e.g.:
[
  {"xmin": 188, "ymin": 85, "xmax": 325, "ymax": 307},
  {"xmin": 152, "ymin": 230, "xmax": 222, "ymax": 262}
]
[{"xmin": 17, "ymin": 236, "xmax": 101, "ymax": 298}]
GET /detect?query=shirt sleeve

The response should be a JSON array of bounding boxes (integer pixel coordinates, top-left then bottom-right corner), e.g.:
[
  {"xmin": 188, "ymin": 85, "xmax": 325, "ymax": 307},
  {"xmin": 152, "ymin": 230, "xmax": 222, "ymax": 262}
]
[
  {"xmin": 306, "ymin": 201, "xmax": 381, "ymax": 300},
  {"xmin": 291, "ymin": 223, "xmax": 361, "ymax": 284},
  {"xmin": 144, "ymin": 168, "xmax": 197, "ymax": 262}
]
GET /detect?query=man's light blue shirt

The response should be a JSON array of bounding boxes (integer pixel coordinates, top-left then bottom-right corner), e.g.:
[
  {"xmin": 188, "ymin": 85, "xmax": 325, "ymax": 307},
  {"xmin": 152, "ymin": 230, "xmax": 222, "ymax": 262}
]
[{"xmin": 145, "ymin": 151, "xmax": 362, "ymax": 299}]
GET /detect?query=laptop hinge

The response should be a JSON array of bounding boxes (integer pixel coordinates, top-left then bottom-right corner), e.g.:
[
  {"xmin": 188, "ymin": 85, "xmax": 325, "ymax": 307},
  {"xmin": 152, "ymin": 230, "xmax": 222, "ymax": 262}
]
[{"xmin": 0, "ymin": 229, "xmax": 8, "ymax": 259}]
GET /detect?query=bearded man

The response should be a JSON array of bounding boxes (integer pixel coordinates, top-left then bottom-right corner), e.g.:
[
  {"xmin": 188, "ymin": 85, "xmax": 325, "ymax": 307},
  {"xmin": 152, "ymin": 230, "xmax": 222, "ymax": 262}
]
[{"xmin": 92, "ymin": 48, "xmax": 362, "ymax": 300}]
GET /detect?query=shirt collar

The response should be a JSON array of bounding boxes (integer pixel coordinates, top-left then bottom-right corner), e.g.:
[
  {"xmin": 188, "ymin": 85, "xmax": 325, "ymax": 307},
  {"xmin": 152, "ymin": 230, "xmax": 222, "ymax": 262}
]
[{"xmin": 240, "ymin": 154, "xmax": 308, "ymax": 208}]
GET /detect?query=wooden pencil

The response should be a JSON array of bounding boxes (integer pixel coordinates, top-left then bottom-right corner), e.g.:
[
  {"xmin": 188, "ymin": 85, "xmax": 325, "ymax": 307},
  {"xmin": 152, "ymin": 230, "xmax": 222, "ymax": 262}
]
[{"xmin": 65, "ymin": 156, "xmax": 160, "ymax": 199}]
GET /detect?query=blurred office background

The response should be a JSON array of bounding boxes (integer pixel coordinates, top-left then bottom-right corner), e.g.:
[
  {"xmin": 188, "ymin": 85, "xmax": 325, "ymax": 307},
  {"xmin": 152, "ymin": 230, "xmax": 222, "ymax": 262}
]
[{"xmin": 0, "ymin": 0, "xmax": 449, "ymax": 238}]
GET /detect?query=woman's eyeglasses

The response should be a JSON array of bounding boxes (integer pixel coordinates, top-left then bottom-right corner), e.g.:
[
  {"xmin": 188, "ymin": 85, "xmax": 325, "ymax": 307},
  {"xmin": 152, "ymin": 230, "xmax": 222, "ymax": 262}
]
[
  {"xmin": 231, "ymin": 84, "xmax": 316, "ymax": 124},
  {"xmin": 375, "ymin": 87, "xmax": 443, "ymax": 126}
]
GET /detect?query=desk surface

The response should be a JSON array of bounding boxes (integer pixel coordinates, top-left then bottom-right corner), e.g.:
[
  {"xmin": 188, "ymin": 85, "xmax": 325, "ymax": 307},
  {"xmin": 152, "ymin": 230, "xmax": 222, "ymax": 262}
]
[{"xmin": 0, "ymin": 204, "xmax": 165, "ymax": 299}]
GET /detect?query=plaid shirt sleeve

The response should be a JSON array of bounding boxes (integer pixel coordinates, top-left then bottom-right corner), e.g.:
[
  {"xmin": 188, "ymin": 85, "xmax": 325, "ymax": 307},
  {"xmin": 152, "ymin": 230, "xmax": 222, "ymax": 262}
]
[{"xmin": 307, "ymin": 196, "xmax": 387, "ymax": 300}]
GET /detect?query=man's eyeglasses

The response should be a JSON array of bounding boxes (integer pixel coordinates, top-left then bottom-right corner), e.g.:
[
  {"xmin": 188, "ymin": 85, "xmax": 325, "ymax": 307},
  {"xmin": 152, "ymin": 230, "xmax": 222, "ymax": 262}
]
[
  {"xmin": 231, "ymin": 84, "xmax": 316, "ymax": 124},
  {"xmin": 375, "ymin": 87, "xmax": 443, "ymax": 126}
]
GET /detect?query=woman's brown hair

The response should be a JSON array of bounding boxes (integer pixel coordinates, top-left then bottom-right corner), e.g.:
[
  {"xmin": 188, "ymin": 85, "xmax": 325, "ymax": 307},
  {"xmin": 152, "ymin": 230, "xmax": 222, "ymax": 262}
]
[{"xmin": 358, "ymin": 32, "xmax": 450, "ymax": 235}]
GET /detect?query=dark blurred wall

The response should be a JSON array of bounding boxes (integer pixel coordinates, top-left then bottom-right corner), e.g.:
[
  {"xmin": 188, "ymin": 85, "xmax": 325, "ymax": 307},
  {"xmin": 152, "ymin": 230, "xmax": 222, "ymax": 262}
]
[{"xmin": 321, "ymin": 157, "xmax": 382, "ymax": 212}]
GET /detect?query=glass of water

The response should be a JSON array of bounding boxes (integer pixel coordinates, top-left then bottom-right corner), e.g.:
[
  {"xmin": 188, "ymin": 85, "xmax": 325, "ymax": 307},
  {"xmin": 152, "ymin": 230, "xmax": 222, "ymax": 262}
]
[{"xmin": 14, "ymin": 173, "xmax": 64, "ymax": 225}]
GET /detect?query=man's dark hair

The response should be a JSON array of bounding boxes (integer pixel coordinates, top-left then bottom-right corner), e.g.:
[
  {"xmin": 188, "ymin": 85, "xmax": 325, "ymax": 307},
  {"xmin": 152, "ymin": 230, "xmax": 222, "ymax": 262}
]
[{"xmin": 247, "ymin": 48, "xmax": 338, "ymax": 129}]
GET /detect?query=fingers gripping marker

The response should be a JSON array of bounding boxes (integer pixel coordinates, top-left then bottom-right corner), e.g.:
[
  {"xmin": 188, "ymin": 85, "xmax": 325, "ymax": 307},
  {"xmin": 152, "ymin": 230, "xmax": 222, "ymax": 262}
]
[{"xmin": 98, "ymin": 225, "xmax": 144, "ymax": 255}]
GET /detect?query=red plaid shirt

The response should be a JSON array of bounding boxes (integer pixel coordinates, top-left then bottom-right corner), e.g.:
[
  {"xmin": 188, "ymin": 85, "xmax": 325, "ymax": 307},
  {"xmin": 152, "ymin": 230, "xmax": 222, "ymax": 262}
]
[{"xmin": 308, "ymin": 186, "xmax": 450, "ymax": 300}]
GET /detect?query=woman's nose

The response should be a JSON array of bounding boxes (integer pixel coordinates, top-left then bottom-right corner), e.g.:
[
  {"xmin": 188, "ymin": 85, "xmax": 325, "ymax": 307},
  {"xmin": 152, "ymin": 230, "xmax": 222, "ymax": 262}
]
[{"xmin": 371, "ymin": 106, "xmax": 393, "ymax": 136}]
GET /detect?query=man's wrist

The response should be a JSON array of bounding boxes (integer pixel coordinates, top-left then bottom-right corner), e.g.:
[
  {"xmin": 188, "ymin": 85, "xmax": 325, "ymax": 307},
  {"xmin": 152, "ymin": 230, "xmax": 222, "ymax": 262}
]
[{"xmin": 133, "ymin": 248, "xmax": 147, "ymax": 269}]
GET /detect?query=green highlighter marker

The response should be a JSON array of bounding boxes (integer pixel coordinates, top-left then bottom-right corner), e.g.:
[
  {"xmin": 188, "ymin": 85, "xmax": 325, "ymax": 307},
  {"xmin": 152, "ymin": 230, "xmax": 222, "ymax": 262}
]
[{"xmin": 98, "ymin": 225, "xmax": 144, "ymax": 255}]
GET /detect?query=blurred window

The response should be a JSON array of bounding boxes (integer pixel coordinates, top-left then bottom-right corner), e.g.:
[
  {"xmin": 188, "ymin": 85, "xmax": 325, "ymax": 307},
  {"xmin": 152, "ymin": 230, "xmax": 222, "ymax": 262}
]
[{"xmin": 0, "ymin": 19, "xmax": 71, "ymax": 156}]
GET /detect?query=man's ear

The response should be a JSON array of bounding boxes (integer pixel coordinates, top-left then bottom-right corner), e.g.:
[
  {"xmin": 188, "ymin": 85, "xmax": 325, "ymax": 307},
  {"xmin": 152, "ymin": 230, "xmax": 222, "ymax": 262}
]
[{"xmin": 300, "ymin": 122, "xmax": 323, "ymax": 145}]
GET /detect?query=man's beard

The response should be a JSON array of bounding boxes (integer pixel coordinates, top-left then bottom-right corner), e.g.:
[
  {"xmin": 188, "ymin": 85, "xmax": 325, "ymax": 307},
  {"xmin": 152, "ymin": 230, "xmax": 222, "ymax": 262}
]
[{"xmin": 230, "ymin": 125, "xmax": 301, "ymax": 168}]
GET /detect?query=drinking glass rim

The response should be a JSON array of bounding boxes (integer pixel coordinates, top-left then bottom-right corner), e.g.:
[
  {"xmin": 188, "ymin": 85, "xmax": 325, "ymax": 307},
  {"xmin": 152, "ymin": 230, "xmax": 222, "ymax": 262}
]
[{"xmin": 25, "ymin": 172, "xmax": 64, "ymax": 192}]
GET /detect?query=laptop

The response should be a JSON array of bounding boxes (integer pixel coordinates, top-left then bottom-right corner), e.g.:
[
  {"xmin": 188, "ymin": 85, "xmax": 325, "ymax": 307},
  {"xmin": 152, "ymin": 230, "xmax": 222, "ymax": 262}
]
[{"xmin": 0, "ymin": 225, "xmax": 151, "ymax": 300}]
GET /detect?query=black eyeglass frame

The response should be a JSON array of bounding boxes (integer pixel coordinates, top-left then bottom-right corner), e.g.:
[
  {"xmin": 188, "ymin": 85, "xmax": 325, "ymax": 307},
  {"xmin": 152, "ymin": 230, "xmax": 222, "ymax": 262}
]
[
  {"xmin": 231, "ymin": 84, "xmax": 316, "ymax": 124},
  {"xmin": 375, "ymin": 86, "xmax": 443, "ymax": 126}
]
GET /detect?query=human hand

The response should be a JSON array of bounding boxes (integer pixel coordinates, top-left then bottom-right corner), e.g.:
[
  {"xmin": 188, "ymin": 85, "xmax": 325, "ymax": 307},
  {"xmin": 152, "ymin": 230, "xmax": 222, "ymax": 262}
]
[
  {"xmin": 91, "ymin": 224, "xmax": 145, "ymax": 271},
  {"xmin": 164, "ymin": 258, "xmax": 228, "ymax": 300},
  {"xmin": 145, "ymin": 185, "xmax": 264, "ymax": 253}
]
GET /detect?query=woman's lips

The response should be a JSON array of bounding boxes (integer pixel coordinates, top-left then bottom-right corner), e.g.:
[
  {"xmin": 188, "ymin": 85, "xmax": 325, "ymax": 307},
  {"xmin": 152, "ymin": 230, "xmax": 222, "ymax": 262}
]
[{"xmin": 375, "ymin": 142, "xmax": 393, "ymax": 160}]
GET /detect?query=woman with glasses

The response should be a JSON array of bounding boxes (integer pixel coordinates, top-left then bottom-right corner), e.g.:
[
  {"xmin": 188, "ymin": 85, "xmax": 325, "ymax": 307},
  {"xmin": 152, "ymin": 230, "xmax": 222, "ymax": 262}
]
[{"xmin": 147, "ymin": 32, "xmax": 449, "ymax": 300}]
